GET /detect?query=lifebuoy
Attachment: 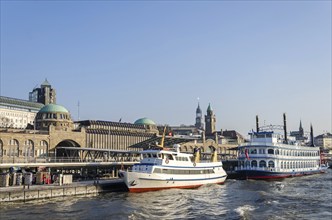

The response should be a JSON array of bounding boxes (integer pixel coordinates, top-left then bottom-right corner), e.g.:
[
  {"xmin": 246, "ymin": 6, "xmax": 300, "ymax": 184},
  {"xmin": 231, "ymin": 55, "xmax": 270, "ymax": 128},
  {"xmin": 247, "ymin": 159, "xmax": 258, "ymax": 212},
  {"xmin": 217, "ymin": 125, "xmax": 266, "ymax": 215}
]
[
  {"xmin": 165, "ymin": 158, "xmax": 169, "ymax": 164},
  {"xmin": 193, "ymin": 162, "xmax": 196, "ymax": 167}
]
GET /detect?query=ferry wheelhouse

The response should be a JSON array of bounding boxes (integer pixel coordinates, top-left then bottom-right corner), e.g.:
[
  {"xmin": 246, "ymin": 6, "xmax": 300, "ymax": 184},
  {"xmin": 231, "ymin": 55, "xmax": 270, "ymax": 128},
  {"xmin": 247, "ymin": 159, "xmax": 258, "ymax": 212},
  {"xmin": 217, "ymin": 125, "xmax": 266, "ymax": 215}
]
[
  {"xmin": 235, "ymin": 114, "xmax": 326, "ymax": 179},
  {"xmin": 119, "ymin": 145, "xmax": 227, "ymax": 192}
]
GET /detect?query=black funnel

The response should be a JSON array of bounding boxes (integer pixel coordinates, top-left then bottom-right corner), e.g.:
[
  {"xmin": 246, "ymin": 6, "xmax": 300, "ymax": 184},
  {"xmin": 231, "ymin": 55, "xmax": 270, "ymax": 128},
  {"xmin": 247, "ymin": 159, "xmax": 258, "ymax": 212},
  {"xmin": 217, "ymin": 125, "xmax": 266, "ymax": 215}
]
[
  {"xmin": 256, "ymin": 115, "xmax": 259, "ymax": 132},
  {"xmin": 310, "ymin": 124, "xmax": 315, "ymax": 147},
  {"xmin": 283, "ymin": 113, "xmax": 288, "ymax": 144}
]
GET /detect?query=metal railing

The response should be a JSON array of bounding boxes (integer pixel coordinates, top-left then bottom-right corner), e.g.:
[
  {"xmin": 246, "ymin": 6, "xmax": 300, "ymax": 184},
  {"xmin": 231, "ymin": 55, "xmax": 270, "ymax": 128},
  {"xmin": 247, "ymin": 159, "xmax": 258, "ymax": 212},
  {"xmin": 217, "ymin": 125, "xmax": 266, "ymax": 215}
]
[{"xmin": 0, "ymin": 156, "xmax": 140, "ymax": 164}]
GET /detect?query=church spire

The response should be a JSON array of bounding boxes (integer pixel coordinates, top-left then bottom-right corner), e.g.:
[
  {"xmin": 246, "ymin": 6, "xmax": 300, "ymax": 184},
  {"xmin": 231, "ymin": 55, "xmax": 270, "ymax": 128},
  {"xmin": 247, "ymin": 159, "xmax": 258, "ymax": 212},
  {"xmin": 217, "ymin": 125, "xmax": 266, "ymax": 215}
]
[
  {"xmin": 299, "ymin": 120, "xmax": 304, "ymax": 136},
  {"xmin": 195, "ymin": 100, "xmax": 203, "ymax": 129}
]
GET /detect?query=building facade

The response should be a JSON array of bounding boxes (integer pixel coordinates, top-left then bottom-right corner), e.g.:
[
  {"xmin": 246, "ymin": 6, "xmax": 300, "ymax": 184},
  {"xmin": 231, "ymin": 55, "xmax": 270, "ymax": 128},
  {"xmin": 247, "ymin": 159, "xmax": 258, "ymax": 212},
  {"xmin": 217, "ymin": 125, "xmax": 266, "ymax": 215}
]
[
  {"xmin": 205, "ymin": 103, "xmax": 217, "ymax": 137},
  {"xmin": 315, "ymin": 133, "xmax": 332, "ymax": 152},
  {"xmin": 0, "ymin": 96, "xmax": 44, "ymax": 129},
  {"xmin": 29, "ymin": 79, "xmax": 56, "ymax": 105},
  {"xmin": 0, "ymin": 102, "xmax": 160, "ymax": 162},
  {"xmin": 195, "ymin": 102, "xmax": 204, "ymax": 130}
]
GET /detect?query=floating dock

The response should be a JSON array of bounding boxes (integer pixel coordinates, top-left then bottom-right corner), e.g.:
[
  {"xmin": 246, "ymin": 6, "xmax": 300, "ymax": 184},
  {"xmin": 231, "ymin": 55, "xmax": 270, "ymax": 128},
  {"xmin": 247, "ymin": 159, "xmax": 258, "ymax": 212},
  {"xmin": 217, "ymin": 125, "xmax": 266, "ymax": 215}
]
[{"xmin": 0, "ymin": 178, "xmax": 126, "ymax": 203}]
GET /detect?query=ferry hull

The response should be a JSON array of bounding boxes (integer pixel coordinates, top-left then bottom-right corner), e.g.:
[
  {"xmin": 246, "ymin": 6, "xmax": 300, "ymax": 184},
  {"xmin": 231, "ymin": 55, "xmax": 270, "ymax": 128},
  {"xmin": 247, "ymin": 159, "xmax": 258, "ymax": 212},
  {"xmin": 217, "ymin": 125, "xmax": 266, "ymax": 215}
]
[
  {"xmin": 119, "ymin": 171, "xmax": 227, "ymax": 193},
  {"xmin": 128, "ymin": 182, "xmax": 225, "ymax": 193},
  {"xmin": 236, "ymin": 169, "xmax": 325, "ymax": 180}
]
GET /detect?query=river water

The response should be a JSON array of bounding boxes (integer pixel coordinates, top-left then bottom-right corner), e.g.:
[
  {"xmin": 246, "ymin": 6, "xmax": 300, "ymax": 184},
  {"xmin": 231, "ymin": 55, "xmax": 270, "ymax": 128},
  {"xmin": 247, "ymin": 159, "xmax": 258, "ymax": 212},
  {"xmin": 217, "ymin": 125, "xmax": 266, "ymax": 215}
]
[{"xmin": 1, "ymin": 170, "xmax": 331, "ymax": 220}]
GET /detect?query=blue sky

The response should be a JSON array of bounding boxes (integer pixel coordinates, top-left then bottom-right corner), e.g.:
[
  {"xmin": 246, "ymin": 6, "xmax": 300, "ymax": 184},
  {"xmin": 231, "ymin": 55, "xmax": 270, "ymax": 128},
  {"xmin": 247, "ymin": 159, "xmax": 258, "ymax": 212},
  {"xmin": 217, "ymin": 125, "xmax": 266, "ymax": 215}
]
[{"xmin": 0, "ymin": 1, "xmax": 331, "ymax": 136}]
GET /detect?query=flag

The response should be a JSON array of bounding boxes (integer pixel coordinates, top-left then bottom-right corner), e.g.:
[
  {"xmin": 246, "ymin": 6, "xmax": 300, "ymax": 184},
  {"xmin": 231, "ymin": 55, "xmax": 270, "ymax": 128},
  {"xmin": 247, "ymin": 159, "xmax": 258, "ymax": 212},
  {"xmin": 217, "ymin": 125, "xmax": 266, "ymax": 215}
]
[{"xmin": 245, "ymin": 148, "xmax": 250, "ymax": 160}]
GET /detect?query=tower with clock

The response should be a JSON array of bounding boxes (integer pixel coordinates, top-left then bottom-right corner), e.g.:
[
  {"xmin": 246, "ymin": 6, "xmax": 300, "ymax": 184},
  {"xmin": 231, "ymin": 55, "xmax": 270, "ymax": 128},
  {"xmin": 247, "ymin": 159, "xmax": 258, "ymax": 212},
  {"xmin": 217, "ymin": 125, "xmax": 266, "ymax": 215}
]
[
  {"xmin": 195, "ymin": 102, "xmax": 204, "ymax": 130},
  {"xmin": 205, "ymin": 103, "xmax": 216, "ymax": 136}
]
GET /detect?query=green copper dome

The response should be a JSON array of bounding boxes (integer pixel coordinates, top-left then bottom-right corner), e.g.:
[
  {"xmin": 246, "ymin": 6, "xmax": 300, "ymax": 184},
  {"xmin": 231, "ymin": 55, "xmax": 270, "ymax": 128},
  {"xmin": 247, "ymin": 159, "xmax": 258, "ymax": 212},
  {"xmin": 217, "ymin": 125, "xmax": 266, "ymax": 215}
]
[
  {"xmin": 134, "ymin": 117, "xmax": 156, "ymax": 125},
  {"xmin": 39, "ymin": 104, "xmax": 69, "ymax": 113}
]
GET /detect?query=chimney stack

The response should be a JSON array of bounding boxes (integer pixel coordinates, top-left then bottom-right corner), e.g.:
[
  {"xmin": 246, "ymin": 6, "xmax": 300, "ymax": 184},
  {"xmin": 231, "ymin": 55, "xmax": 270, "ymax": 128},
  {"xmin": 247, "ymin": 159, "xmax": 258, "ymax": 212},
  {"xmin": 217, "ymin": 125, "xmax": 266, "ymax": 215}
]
[
  {"xmin": 283, "ymin": 113, "xmax": 288, "ymax": 144},
  {"xmin": 256, "ymin": 115, "xmax": 259, "ymax": 133}
]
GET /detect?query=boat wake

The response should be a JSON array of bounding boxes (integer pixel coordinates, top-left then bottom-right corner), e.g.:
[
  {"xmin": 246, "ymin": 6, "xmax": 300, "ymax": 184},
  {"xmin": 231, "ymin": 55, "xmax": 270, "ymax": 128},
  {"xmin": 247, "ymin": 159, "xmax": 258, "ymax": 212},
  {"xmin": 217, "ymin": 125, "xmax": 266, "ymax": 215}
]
[{"xmin": 234, "ymin": 205, "xmax": 256, "ymax": 220}]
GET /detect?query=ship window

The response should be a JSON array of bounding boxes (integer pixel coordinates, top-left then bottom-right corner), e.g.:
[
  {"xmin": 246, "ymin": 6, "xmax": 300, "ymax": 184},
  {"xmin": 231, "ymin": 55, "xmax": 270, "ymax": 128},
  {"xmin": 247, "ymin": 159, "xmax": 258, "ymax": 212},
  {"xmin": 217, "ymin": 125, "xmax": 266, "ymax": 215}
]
[
  {"xmin": 268, "ymin": 149, "xmax": 274, "ymax": 154},
  {"xmin": 153, "ymin": 168, "xmax": 161, "ymax": 173},
  {"xmin": 250, "ymin": 149, "xmax": 257, "ymax": 154},
  {"xmin": 165, "ymin": 154, "xmax": 174, "ymax": 160},
  {"xmin": 268, "ymin": 160, "xmax": 275, "ymax": 168},
  {"xmin": 251, "ymin": 160, "xmax": 257, "ymax": 167},
  {"xmin": 259, "ymin": 160, "xmax": 267, "ymax": 167},
  {"xmin": 259, "ymin": 149, "xmax": 265, "ymax": 154}
]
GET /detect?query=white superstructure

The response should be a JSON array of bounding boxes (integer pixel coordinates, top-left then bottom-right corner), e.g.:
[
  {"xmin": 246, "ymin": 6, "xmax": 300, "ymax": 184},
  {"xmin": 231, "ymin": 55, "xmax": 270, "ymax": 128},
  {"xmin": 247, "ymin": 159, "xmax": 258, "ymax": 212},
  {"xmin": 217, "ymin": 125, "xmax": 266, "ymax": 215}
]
[{"xmin": 119, "ymin": 145, "xmax": 227, "ymax": 192}]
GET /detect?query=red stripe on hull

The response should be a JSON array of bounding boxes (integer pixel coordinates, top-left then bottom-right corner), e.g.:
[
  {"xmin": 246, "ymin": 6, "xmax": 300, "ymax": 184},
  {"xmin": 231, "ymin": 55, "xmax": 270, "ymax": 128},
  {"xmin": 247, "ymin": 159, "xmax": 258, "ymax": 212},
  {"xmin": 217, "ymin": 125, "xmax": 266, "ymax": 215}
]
[
  {"xmin": 248, "ymin": 175, "xmax": 291, "ymax": 179},
  {"xmin": 128, "ymin": 181, "xmax": 225, "ymax": 193},
  {"xmin": 247, "ymin": 172, "xmax": 323, "ymax": 180}
]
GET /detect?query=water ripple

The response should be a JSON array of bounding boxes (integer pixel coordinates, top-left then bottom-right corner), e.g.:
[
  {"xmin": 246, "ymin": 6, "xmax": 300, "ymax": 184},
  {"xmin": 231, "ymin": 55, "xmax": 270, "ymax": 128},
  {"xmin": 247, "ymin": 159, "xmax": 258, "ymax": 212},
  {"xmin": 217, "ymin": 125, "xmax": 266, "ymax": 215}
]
[{"xmin": 0, "ymin": 170, "xmax": 331, "ymax": 220}]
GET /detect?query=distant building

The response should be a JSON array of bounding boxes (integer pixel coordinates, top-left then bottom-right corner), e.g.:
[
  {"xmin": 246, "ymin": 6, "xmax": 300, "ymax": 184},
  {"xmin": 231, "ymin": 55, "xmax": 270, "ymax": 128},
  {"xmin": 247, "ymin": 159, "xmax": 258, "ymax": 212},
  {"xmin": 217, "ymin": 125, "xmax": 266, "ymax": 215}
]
[
  {"xmin": 220, "ymin": 130, "xmax": 246, "ymax": 145},
  {"xmin": 205, "ymin": 103, "xmax": 216, "ymax": 137},
  {"xmin": 29, "ymin": 79, "xmax": 56, "ymax": 105},
  {"xmin": 315, "ymin": 133, "xmax": 332, "ymax": 152},
  {"xmin": 290, "ymin": 120, "xmax": 307, "ymax": 142},
  {"xmin": 195, "ymin": 102, "xmax": 204, "ymax": 130},
  {"xmin": 0, "ymin": 96, "xmax": 44, "ymax": 129},
  {"xmin": 0, "ymin": 79, "xmax": 58, "ymax": 129},
  {"xmin": 171, "ymin": 125, "xmax": 199, "ymax": 136}
]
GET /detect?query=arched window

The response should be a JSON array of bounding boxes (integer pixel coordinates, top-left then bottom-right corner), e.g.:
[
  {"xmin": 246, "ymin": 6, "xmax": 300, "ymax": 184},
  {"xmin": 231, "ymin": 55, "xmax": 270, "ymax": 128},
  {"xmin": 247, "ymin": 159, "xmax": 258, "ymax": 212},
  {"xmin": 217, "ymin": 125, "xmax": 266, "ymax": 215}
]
[
  {"xmin": 23, "ymin": 139, "xmax": 34, "ymax": 157},
  {"xmin": 0, "ymin": 140, "xmax": 3, "ymax": 157},
  {"xmin": 268, "ymin": 160, "xmax": 275, "ymax": 168},
  {"xmin": 251, "ymin": 160, "xmax": 257, "ymax": 167},
  {"xmin": 38, "ymin": 140, "xmax": 48, "ymax": 157},
  {"xmin": 259, "ymin": 160, "xmax": 267, "ymax": 167},
  {"xmin": 9, "ymin": 139, "xmax": 19, "ymax": 157}
]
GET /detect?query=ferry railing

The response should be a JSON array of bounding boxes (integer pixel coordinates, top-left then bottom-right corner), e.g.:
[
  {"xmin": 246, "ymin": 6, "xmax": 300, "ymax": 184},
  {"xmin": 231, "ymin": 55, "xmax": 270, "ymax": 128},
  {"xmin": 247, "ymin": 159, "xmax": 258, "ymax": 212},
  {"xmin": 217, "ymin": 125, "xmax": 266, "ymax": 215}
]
[
  {"xmin": 234, "ymin": 166, "xmax": 279, "ymax": 172},
  {"xmin": 0, "ymin": 156, "xmax": 141, "ymax": 164}
]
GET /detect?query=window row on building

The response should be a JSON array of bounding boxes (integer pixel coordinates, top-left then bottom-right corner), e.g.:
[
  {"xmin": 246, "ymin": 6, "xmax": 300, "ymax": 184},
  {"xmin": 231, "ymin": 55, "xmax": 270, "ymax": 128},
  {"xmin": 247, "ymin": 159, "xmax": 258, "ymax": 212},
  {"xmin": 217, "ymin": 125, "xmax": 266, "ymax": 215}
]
[
  {"xmin": 240, "ymin": 148, "xmax": 319, "ymax": 157},
  {"xmin": 239, "ymin": 160, "xmax": 319, "ymax": 169},
  {"xmin": 0, "ymin": 139, "xmax": 49, "ymax": 158}
]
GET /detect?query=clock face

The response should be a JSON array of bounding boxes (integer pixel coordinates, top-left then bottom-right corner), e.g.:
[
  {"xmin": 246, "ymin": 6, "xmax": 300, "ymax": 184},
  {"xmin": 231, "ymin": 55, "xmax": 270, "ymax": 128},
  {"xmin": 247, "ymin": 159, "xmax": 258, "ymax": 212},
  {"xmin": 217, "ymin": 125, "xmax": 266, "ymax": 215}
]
[{"xmin": 197, "ymin": 113, "xmax": 201, "ymax": 117}]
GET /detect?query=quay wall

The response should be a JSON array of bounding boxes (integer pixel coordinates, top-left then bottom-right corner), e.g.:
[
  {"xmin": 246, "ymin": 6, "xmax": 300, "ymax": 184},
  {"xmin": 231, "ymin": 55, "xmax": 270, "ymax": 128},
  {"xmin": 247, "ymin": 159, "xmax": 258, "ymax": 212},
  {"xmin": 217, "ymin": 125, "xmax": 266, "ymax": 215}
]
[{"xmin": 0, "ymin": 179, "xmax": 126, "ymax": 203}]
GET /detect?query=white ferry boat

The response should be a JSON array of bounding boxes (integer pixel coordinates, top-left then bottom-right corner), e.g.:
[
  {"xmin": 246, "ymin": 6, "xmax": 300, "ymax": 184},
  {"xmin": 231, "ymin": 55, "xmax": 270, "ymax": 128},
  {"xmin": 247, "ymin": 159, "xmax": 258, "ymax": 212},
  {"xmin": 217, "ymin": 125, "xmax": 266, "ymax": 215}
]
[
  {"xmin": 235, "ymin": 114, "xmax": 326, "ymax": 180},
  {"xmin": 119, "ymin": 144, "xmax": 227, "ymax": 192}
]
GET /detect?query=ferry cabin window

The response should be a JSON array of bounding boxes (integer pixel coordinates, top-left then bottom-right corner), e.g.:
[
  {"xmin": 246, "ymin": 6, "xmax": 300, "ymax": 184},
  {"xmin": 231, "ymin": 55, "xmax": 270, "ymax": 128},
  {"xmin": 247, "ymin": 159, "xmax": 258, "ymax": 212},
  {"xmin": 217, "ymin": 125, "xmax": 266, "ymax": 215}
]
[
  {"xmin": 251, "ymin": 160, "xmax": 257, "ymax": 167},
  {"xmin": 268, "ymin": 160, "xmax": 275, "ymax": 168},
  {"xmin": 165, "ymin": 154, "xmax": 174, "ymax": 160},
  {"xmin": 268, "ymin": 149, "xmax": 274, "ymax": 154},
  {"xmin": 259, "ymin": 160, "xmax": 267, "ymax": 167},
  {"xmin": 249, "ymin": 149, "xmax": 257, "ymax": 154},
  {"xmin": 175, "ymin": 156, "xmax": 188, "ymax": 161},
  {"xmin": 259, "ymin": 149, "xmax": 265, "ymax": 154},
  {"xmin": 153, "ymin": 168, "xmax": 215, "ymax": 174}
]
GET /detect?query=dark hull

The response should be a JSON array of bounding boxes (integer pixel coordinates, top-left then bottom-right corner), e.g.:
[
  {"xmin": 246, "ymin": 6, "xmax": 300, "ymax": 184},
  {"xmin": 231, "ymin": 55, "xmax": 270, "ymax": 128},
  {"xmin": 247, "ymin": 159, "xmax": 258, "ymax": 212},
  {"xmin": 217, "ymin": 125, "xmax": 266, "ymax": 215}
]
[{"xmin": 236, "ymin": 169, "xmax": 325, "ymax": 180}]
